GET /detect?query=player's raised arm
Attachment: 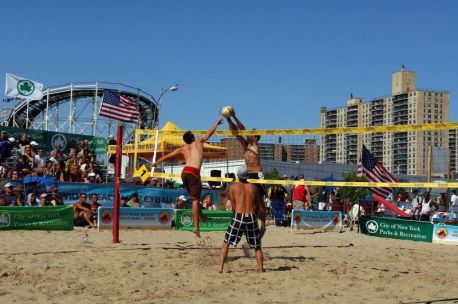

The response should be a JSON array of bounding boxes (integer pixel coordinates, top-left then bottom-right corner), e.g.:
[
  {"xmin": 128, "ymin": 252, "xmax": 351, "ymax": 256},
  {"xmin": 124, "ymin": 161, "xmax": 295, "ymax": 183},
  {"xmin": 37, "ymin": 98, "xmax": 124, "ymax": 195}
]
[
  {"xmin": 200, "ymin": 118, "xmax": 224, "ymax": 143},
  {"xmin": 152, "ymin": 147, "xmax": 182, "ymax": 167}
]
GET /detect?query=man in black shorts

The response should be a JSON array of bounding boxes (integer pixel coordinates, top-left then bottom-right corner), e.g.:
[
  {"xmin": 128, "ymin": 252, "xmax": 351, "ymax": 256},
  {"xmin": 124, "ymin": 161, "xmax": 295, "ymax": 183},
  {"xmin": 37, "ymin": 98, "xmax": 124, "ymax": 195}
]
[{"xmin": 219, "ymin": 164, "xmax": 266, "ymax": 273}]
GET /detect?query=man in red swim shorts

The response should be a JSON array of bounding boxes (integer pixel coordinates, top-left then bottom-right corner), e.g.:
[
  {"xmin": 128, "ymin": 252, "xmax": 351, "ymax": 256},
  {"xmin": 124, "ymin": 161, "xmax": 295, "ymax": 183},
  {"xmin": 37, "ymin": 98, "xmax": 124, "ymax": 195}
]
[{"xmin": 153, "ymin": 118, "xmax": 223, "ymax": 237}]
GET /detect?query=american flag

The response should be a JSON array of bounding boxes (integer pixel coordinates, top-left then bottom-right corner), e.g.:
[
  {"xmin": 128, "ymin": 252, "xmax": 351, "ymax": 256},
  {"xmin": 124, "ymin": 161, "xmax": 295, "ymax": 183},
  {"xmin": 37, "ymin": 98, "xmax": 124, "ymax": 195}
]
[
  {"xmin": 100, "ymin": 90, "xmax": 139, "ymax": 123},
  {"xmin": 357, "ymin": 144, "xmax": 398, "ymax": 197}
]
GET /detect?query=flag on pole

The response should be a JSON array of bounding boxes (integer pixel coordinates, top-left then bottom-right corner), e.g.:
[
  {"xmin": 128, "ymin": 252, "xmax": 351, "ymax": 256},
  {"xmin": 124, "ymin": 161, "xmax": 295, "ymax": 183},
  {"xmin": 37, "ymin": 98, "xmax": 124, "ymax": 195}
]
[
  {"xmin": 359, "ymin": 144, "xmax": 398, "ymax": 197},
  {"xmin": 5, "ymin": 73, "xmax": 44, "ymax": 100},
  {"xmin": 99, "ymin": 90, "xmax": 140, "ymax": 123}
]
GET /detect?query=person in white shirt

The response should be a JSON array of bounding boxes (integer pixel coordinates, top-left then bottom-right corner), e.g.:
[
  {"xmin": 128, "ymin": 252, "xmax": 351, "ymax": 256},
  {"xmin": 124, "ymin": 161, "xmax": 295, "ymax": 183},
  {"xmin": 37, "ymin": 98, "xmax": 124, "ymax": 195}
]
[
  {"xmin": 418, "ymin": 191, "xmax": 439, "ymax": 222},
  {"xmin": 410, "ymin": 189, "xmax": 421, "ymax": 220},
  {"xmin": 34, "ymin": 149, "xmax": 46, "ymax": 167},
  {"xmin": 450, "ymin": 190, "xmax": 458, "ymax": 214}
]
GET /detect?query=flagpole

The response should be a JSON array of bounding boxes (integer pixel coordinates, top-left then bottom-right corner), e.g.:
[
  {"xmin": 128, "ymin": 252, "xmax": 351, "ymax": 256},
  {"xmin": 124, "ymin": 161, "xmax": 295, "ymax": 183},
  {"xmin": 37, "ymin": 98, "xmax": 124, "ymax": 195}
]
[{"xmin": 113, "ymin": 122, "xmax": 123, "ymax": 243}]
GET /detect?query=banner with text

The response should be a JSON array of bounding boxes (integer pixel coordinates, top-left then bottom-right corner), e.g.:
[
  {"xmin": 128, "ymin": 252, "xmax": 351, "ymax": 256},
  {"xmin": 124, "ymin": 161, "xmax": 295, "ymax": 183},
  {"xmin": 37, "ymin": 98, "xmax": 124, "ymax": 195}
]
[
  {"xmin": 175, "ymin": 209, "xmax": 233, "ymax": 232},
  {"xmin": 433, "ymin": 224, "xmax": 458, "ymax": 245},
  {"xmin": 360, "ymin": 216, "xmax": 433, "ymax": 243},
  {"xmin": 0, "ymin": 206, "xmax": 73, "ymax": 231},
  {"xmin": 48, "ymin": 183, "xmax": 219, "ymax": 208},
  {"xmin": 98, "ymin": 207, "xmax": 173, "ymax": 229},
  {"xmin": 291, "ymin": 210, "xmax": 342, "ymax": 231}
]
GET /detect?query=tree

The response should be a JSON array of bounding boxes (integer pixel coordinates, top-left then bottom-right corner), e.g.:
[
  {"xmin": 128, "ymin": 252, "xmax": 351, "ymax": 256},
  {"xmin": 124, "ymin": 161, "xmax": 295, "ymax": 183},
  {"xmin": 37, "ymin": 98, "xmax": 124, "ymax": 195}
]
[
  {"xmin": 264, "ymin": 168, "xmax": 280, "ymax": 180},
  {"xmin": 339, "ymin": 171, "xmax": 370, "ymax": 207}
]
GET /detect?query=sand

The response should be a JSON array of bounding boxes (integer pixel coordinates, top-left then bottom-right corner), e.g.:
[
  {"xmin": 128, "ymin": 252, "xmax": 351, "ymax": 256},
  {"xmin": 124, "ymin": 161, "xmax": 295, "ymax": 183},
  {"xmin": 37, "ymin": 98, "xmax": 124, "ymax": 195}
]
[{"xmin": 1, "ymin": 225, "xmax": 458, "ymax": 304}]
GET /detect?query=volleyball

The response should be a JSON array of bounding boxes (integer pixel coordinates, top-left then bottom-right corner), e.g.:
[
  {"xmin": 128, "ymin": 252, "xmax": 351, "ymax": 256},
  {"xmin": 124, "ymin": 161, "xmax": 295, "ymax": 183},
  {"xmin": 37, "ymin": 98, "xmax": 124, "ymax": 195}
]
[{"xmin": 220, "ymin": 106, "xmax": 234, "ymax": 118}]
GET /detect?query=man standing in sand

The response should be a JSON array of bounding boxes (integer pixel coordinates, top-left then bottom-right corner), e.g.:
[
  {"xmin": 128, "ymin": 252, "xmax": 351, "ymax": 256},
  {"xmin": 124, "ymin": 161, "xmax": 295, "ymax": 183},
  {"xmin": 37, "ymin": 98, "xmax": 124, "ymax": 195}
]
[
  {"xmin": 219, "ymin": 164, "xmax": 266, "ymax": 273},
  {"xmin": 224, "ymin": 107, "xmax": 265, "ymax": 196},
  {"xmin": 153, "ymin": 118, "xmax": 223, "ymax": 237}
]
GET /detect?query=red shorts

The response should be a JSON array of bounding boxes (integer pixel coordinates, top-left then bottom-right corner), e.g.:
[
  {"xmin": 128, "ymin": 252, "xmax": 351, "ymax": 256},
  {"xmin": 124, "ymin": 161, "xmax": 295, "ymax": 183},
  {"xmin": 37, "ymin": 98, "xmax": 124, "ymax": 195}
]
[{"xmin": 181, "ymin": 166, "xmax": 201, "ymax": 200}]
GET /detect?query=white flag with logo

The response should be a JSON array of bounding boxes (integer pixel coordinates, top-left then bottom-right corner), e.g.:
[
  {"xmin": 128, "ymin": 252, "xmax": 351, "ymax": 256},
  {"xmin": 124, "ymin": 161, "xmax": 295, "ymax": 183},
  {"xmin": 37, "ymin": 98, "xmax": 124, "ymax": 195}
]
[{"xmin": 5, "ymin": 73, "xmax": 44, "ymax": 100}]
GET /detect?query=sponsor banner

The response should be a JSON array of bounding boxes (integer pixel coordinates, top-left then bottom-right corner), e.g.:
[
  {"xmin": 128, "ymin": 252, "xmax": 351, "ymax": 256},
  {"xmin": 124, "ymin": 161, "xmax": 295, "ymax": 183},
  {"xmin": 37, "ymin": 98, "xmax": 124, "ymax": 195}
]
[
  {"xmin": 291, "ymin": 210, "xmax": 342, "ymax": 230},
  {"xmin": 0, "ymin": 126, "xmax": 107, "ymax": 154},
  {"xmin": 98, "ymin": 207, "xmax": 173, "ymax": 229},
  {"xmin": 175, "ymin": 209, "xmax": 233, "ymax": 232},
  {"xmin": 432, "ymin": 212, "xmax": 458, "ymax": 225},
  {"xmin": 360, "ymin": 216, "xmax": 433, "ymax": 243},
  {"xmin": 0, "ymin": 206, "xmax": 73, "ymax": 231},
  {"xmin": 433, "ymin": 224, "xmax": 458, "ymax": 245},
  {"xmin": 21, "ymin": 182, "xmax": 219, "ymax": 209}
]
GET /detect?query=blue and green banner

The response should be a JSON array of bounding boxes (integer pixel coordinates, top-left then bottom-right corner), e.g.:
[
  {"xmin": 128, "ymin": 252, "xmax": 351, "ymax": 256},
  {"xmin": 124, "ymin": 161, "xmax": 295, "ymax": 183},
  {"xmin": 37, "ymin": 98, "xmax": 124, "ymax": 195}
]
[
  {"xmin": 0, "ymin": 206, "xmax": 73, "ymax": 231},
  {"xmin": 175, "ymin": 209, "xmax": 233, "ymax": 232},
  {"xmin": 360, "ymin": 216, "xmax": 433, "ymax": 243},
  {"xmin": 98, "ymin": 207, "xmax": 173, "ymax": 229}
]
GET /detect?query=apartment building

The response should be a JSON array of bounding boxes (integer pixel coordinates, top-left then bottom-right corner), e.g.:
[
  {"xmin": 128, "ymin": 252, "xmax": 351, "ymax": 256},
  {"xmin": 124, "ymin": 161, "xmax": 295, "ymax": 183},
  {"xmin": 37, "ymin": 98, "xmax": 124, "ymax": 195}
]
[{"xmin": 320, "ymin": 66, "xmax": 449, "ymax": 176}]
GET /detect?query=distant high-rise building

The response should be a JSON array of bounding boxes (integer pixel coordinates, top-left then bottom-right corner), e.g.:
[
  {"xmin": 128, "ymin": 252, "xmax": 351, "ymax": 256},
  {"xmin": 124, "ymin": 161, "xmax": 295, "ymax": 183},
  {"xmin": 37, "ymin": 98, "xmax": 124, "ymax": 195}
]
[{"xmin": 320, "ymin": 66, "xmax": 449, "ymax": 176}]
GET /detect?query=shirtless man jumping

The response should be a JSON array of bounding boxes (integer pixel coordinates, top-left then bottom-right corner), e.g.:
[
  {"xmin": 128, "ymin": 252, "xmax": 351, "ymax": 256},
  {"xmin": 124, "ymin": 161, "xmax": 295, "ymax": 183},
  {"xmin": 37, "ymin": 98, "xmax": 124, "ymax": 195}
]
[
  {"xmin": 153, "ymin": 118, "xmax": 223, "ymax": 237},
  {"xmin": 219, "ymin": 164, "xmax": 266, "ymax": 273},
  {"xmin": 224, "ymin": 108, "xmax": 265, "ymax": 195}
]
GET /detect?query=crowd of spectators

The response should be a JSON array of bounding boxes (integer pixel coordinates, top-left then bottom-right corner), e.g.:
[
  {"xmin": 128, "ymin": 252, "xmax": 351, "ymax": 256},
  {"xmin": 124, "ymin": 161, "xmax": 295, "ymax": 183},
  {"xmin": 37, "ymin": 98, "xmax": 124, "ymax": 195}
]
[{"xmin": 0, "ymin": 131, "xmax": 104, "ymax": 183}]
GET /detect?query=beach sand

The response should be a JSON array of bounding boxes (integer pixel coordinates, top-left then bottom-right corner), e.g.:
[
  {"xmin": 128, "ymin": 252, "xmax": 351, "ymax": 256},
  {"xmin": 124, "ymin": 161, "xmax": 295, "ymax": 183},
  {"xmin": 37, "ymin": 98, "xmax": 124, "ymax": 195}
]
[{"xmin": 1, "ymin": 226, "xmax": 457, "ymax": 304}]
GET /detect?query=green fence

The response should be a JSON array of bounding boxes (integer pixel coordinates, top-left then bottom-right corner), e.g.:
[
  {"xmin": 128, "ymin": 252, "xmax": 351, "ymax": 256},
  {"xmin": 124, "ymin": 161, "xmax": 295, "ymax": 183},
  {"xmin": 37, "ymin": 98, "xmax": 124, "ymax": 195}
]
[
  {"xmin": 0, "ymin": 206, "xmax": 74, "ymax": 231},
  {"xmin": 175, "ymin": 209, "xmax": 233, "ymax": 232},
  {"xmin": 360, "ymin": 216, "xmax": 433, "ymax": 243}
]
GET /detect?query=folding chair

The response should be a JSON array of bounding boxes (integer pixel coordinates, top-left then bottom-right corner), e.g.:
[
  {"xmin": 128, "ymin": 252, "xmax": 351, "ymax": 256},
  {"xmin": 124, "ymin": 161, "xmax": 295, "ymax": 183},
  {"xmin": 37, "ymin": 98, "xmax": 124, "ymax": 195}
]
[{"xmin": 270, "ymin": 199, "xmax": 287, "ymax": 226}]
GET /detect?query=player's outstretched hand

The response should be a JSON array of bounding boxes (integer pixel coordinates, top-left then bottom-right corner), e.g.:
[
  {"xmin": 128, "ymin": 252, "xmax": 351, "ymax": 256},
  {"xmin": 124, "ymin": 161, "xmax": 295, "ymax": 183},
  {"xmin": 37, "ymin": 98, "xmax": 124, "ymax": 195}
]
[{"xmin": 217, "ymin": 118, "xmax": 224, "ymax": 125}]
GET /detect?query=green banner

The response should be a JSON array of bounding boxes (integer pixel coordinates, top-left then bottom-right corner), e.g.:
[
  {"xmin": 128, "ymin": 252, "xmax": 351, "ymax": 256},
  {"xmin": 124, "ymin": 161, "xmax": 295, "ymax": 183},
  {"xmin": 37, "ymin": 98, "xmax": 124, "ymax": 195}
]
[
  {"xmin": 175, "ymin": 209, "xmax": 233, "ymax": 232},
  {"xmin": 0, "ymin": 206, "xmax": 74, "ymax": 231},
  {"xmin": 0, "ymin": 126, "xmax": 108, "ymax": 155},
  {"xmin": 360, "ymin": 216, "xmax": 433, "ymax": 243}
]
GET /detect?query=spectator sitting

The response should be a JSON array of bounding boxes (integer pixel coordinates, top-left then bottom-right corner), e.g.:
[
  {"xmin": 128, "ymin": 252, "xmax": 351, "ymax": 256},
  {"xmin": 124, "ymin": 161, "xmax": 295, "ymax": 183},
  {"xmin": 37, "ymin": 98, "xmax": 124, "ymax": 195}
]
[
  {"xmin": 17, "ymin": 133, "xmax": 30, "ymax": 153},
  {"xmin": 0, "ymin": 137, "xmax": 15, "ymax": 163},
  {"xmin": 16, "ymin": 155, "xmax": 32, "ymax": 177},
  {"xmin": 25, "ymin": 192, "xmax": 39, "ymax": 206},
  {"xmin": 68, "ymin": 164, "xmax": 82, "ymax": 182},
  {"xmin": 39, "ymin": 193, "xmax": 50, "ymax": 206},
  {"xmin": 9, "ymin": 170, "xmax": 21, "ymax": 180},
  {"xmin": 1, "ymin": 183, "xmax": 20, "ymax": 206},
  {"xmin": 89, "ymin": 194, "xmax": 101, "ymax": 227},
  {"xmin": 127, "ymin": 192, "xmax": 143, "ymax": 208},
  {"xmin": 120, "ymin": 196, "xmax": 129, "ymax": 207},
  {"xmin": 34, "ymin": 149, "xmax": 46, "ymax": 167},
  {"xmin": 202, "ymin": 194, "xmax": 216, "ymax": 210},
  {"xmin": 49, "ymin": 187, "xmax": 64, "ymax": 205},
  {"xmin": 84, "ymin": 172, "xmax": 97, "ymax": 183},
  {"xmin": 73, "ymin": 193, "xmax": 95, "ymax": 228},
  {"xmin": 22, "ymin": 145, "xmax": 35, "ymax": 168},
  {"xmin": 29, "ymin": 141, "xmax": 38, "ymax": 154},
  {"xmin": 51, "ymin": 144, "xmax": 65, "ymax": 162},
  {"xmin": 174, "ymin": 195, "xmax": 187, "ymax": 209}
]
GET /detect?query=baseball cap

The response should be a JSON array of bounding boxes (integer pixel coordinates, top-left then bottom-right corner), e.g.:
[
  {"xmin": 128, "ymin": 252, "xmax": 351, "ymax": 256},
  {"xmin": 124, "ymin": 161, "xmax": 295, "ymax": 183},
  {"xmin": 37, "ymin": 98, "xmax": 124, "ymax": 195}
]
[
  {"xmin": 4, "ymin": 182, "xmax": 13, "ymax": 188},
  {"xmin": 50, "ymin": 187, "xmax": 58, "ymax": 193},
  {"xmin": 177, "ymin": 195, "xmax": 187, "ymax": 201},
  {"xmin": 88, "ymin": 172, "xmax": 96, "ymax": 177},
  {"xmin": 237, "ymin": 164, "xmax": 249, "ymax": 180},
  {"xmin": 8, "ymin": 137, "xmax": 15, "ymax": 143},
  {"xmin": 40, "ymin": 193, "xmax": 47, "ymax": 198},
  {"xmin": 30, "ymin": 141, "xmax": 38, "ymax": 146},
  {"xmin": 282, "ymin": 174, "xmax": 288, "ymax": 178}
]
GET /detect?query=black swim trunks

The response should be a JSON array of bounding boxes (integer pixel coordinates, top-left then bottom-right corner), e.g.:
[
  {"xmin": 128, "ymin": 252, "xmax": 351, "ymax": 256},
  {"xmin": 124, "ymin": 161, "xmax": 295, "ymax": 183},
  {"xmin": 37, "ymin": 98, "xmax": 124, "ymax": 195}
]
[{"xmin": 224, "ymin": 213, "xmax": 261, "ymax": 249}]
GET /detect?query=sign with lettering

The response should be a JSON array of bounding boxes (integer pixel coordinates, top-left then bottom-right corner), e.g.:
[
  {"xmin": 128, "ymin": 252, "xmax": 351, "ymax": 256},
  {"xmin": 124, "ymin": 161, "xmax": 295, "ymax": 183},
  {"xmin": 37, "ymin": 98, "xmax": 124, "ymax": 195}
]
[
  {"xmin": 433, "ymin": 224, "xmax": 458, "ymax": 245},
  {"xmin": 98, "ymin": 207, "xmax": 173, "ymax": 229},
  {"xmin": 360, "ymin": 216, "xmax": 433, "ymax": 243},
  {"xmin": 175, "ymin": 209, "xmax": 233, "ymax": 232},
  {"xmin": 291, "ymin": 210, "xmax": 342, "ymax": 231},
  {"xmin": 0, "ymin": 206, "xmax": 73, "ymax": 231}
]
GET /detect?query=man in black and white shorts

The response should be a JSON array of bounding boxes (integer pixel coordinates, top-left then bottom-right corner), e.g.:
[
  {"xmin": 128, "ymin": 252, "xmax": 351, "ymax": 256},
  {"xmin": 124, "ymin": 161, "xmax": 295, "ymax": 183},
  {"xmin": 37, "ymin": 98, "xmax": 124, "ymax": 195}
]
[{"xmin": 219, "ymin": 164, "xmax": 266, "ymax": 273}]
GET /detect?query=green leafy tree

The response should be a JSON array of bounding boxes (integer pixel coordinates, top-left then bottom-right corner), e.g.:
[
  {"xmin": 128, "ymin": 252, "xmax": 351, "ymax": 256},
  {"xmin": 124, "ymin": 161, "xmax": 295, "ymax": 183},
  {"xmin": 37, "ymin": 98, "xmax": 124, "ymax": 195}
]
[
  {"xmin": 339, "ymin": 172, "xmax": 370, "ymax": 206},
  {"xmin": 264, "ymin": 168, "xmax": 280, "ymax": 180}
]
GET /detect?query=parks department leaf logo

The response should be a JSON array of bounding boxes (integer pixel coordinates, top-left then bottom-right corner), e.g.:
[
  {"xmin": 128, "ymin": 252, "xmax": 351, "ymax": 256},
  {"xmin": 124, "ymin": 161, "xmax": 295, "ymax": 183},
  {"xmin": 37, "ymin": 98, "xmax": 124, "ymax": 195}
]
[
  {"xmin": 51, "ymin": 134, "xmax": 67, "ymax": 150},
  {"xmin": 365, "ymin": 220, "xmax": 378, "ymax": 234},
  {"xmin": 17, "ymin": 80, "xmax": 35, "ymax": 96},
  {"xmin": 180, "ymin": 212, "xmax": 193, "ymax": 226},
  {"xmin": 0, "ymin": 212, "xmax": 11, "ymax": 227}
]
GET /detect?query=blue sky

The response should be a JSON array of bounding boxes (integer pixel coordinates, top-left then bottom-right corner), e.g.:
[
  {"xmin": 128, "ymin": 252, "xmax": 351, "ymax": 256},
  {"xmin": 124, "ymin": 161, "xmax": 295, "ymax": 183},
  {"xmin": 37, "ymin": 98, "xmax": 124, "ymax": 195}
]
[{"xmin": 1, "ymin": 0, "xmax": 458, "ymax": 131}]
